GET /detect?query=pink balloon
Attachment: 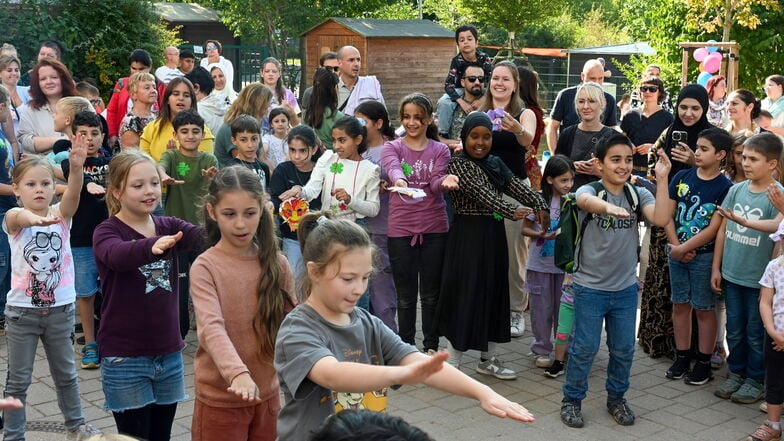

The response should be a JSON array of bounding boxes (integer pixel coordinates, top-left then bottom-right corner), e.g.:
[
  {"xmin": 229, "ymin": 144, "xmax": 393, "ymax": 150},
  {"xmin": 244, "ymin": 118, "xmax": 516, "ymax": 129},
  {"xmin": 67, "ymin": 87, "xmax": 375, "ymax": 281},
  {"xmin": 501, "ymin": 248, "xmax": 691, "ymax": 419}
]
[
  {"xmin": 694, "ymin": 47, "xmax": 709, "ymax": 62},
  {"xmin": 704, "ymin": 52, "xmax": 722, "ymax": 73}
]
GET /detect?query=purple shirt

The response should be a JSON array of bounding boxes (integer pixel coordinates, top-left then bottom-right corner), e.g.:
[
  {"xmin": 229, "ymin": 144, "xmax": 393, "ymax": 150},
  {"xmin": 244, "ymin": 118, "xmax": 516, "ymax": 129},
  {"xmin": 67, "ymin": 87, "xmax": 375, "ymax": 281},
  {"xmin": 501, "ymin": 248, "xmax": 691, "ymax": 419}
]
[
  {"xmin": 93, "ymin": 216, "xmax": 203, "ymax": 357},
  {"xmin": 381, "ymin": 138, "xmax": 450, "ymax": 238},
  {"xmin": 362, "ymin": 143, "xmax": 390, "ymax": 235}
]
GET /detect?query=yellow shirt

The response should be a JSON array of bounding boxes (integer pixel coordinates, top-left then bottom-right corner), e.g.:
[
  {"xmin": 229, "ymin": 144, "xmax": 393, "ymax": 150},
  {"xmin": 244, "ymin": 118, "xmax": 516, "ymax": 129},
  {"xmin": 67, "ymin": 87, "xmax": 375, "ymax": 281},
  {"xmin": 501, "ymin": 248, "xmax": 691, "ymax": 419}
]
[{"xmin": 140, "ymin": 119, "xmax": 215, "ymax": 161}]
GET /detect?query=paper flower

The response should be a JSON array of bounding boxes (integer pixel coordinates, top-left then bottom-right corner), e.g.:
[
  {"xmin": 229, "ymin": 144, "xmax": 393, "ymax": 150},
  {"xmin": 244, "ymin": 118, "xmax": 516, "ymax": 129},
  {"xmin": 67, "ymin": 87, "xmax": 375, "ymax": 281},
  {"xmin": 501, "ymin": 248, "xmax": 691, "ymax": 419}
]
[{"xmin": 401, "ymin": 161, "xmax": 413, "ymax": 177}]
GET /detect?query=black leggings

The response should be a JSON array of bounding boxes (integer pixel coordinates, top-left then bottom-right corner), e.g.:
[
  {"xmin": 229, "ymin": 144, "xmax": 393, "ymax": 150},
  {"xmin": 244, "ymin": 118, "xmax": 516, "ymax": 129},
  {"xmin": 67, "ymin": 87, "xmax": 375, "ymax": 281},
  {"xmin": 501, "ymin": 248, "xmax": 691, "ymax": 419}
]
[{"xmin": 113, "ymin": 403, "xmax": 177, "ymax": 441}]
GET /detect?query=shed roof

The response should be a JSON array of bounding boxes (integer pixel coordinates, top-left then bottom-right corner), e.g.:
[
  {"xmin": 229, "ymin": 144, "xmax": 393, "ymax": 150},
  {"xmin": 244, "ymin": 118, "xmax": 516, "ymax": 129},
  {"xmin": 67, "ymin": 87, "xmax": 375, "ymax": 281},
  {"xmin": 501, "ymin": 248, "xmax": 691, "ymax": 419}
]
[
  {"xmin": 153, "ymin": 2, "xmax": 220, "ymax": 23},
  {"xmin": 303, "ymin": 18, "xmax": 453, "ymax": 38},
  {"xmin": 563, "ymin": 42, "xmax": 656, "ymax": 56}
]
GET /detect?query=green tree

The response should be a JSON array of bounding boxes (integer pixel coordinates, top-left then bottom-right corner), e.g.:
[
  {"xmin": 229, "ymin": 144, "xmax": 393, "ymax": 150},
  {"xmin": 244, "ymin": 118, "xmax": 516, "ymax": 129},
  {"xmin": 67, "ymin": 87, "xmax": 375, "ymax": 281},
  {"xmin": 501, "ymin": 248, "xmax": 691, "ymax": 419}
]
[
  {"xmin": 458, "ymin": 0, "xmax": 565, "ymax": 49},
  {"xmin": 0, "ymin": 0, "xmax": 178, "ymax": 98},
  {"xmin": 684, "ymin": 0, "xmax": 779, "ymax": 42}
]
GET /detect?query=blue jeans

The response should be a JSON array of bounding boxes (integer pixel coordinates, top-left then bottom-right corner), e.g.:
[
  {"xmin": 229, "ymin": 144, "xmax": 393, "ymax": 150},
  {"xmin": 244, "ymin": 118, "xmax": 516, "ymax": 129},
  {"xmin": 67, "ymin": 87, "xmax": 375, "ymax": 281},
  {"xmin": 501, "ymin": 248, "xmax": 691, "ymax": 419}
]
[
  {"xmin": 668, "ymin": 252, "xmax": 715, "ymax": 310},
  {"xmin": 4, "ymin": 303, "xmax": 84, "ymax": 440},
  {"xmin": 563, "ymin": 283, "xmax": 638, "ymax": 402},
  {"xmin": 281, "ymin": 238, "xmax": 305, "ymax": 302},
  {"xmin": 0, "ymin": 212, "xmax": 10, "ymax": 317},
  {"xmin": 101, "ymin": 351, "xmax": 186, "ymax": 412},
  {"xmin": 436, "ymin": 91, "xmax": 461, "ymax": 135},
  {"xmin": 724, "ymin": 280, "xmax": 765, "ymax": 381}
]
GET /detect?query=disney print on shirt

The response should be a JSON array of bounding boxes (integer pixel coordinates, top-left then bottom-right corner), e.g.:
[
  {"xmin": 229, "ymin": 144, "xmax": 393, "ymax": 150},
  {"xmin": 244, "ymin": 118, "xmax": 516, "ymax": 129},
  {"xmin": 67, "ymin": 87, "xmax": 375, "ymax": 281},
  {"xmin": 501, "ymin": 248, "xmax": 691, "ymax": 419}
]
[{"xmin": 24, "ymin": 231, "xmax": 63, "ymax": 306}]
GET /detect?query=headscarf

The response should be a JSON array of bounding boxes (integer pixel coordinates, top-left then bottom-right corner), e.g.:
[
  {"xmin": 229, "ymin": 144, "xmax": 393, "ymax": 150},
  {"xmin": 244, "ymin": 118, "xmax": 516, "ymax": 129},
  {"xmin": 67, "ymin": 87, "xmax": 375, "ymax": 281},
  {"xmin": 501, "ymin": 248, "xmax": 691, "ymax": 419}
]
[
  {"xmin": 662, "ymin": 84, "xmax": 713, "ymax": 177},
  {"xmin": 207, "ymin": 63, "xmax": 237, "ymax": 105},
  {"xmin": 460, "ymin": 112, "xmax": 514, "ymax": 191}
]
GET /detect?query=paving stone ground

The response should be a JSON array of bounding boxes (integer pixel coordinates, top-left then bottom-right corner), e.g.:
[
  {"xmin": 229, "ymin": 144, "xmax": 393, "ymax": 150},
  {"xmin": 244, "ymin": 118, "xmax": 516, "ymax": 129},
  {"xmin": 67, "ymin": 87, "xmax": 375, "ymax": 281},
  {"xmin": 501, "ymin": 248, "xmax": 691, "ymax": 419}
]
[{"xmin": 3, "ymin": 306, "xmax": 765, "ymax": 441}]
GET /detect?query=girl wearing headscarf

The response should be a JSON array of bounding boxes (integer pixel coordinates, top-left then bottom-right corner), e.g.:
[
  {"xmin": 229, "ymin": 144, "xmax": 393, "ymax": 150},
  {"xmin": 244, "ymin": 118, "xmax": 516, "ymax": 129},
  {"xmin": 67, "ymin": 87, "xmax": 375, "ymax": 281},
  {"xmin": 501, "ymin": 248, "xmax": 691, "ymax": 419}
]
[
  {"xmin": 436, "ymin": 112, "xmax": 548, "ymax": 379},
  {"xmin": 638, "ymin": 84, "xmax": 714, "ymax": 358}
]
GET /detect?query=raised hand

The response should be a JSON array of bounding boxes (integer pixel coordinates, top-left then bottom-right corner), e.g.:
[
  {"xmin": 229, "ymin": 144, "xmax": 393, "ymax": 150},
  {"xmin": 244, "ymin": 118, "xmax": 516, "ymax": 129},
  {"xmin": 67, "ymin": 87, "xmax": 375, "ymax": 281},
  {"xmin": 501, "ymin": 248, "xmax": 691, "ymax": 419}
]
[
  {"xmin": 69, "ymin": 133, "xmax": 88, "ymax": 169},
  {"xmin": 152, "ymin": 231, "xmax": 183, "ymax": 255}
]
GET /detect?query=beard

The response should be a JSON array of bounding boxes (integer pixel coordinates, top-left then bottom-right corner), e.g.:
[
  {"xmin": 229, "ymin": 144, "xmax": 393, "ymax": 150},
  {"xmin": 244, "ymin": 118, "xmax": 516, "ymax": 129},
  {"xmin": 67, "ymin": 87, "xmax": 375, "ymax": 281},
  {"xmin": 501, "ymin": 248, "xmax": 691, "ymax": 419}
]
[{"xmin": 466, "ymin": 86, "xmax": 483, "ymax": 98}]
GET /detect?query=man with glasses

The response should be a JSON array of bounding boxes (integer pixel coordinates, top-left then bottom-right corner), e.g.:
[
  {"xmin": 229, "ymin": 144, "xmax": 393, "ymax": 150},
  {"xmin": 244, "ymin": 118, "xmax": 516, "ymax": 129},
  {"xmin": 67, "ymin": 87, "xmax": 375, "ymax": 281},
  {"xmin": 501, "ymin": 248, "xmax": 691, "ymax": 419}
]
[
  {"xmin": 300, "ymin": 52, "xmax": 339, "ymax": 114},
  {"xmin": 155, "ymin": 46, "xmax": 183, "ymax": 85},
  {"xmin": 440, "ymin": 64, "xmax": 487, "ymax": 145},
  {"xmin": 336, "ymin": 45, "xmax": 384, "ymax": 116},
  {"xmin": 546, "ymin": 59, "xmax": 618, "ymax": 154},
  {"xmin": 436, "ymin": 25, "xmax": 493, "ymax": 136}
]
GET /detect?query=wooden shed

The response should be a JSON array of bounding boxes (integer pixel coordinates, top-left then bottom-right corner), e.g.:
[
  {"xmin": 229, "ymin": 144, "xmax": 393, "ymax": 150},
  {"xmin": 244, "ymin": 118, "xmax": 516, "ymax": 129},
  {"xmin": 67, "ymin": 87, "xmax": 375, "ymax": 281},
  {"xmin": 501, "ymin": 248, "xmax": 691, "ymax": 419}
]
[{"xmin": 301, "ymin": 18, "xmax": 455, "ymax": 116}]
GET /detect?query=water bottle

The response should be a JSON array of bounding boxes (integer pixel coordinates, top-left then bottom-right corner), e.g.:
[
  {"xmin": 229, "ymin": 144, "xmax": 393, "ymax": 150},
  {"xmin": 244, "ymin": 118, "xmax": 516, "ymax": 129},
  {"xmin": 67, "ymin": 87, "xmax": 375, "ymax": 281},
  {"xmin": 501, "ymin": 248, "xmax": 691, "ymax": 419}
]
[{"xmin": 541, "ymin": 150, "xmax": 551, "ymax": 168}]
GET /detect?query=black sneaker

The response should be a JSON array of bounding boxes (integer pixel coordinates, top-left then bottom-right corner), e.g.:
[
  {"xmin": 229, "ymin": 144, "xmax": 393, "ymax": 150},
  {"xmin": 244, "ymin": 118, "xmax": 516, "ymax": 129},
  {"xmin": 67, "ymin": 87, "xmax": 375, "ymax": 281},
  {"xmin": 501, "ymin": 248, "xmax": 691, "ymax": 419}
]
[
  {"xmin": 665, "ymin": 355, "xmax": 690, "ymax": 380},
  {"xmin": 560, "ymin": 400, "xmax": 584, "ymax": 428},
  {"xmin": 685, "ymin": 360, "xmax": 714, "ymax": 385},
  {"xmin": 607, "ymin": 399, "xmax": 635, "ymax": 426},
  {"xmin": 544, "ymin": 360, "xmax": 565, "ymax": 378},
  {"xmin": 74, "ymin": 323, "xmax": 83, "ymax": 333}
]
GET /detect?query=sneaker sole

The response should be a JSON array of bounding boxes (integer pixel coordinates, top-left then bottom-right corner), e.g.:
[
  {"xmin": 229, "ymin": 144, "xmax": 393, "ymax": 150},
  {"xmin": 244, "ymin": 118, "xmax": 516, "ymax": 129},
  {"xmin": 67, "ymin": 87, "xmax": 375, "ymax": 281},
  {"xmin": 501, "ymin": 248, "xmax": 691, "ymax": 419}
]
[
  {"xmin": 510, "ymin": 331, "xmax": 523, "ymax": 338},
  {"xmin": 544, "ymin": 370, "xmax": 564, "ymax": 378},
  {"xmin": 535, "ymin": 359, "xmax": 553, "ymax": 368},
  {"xmin": 475, "ymin": 368, "xmax": 517, "ymax": 380},
  {"xmin": 665, "ymin": 371, "xmax": 687, "ymax": 380},
  {"xmin": 684, "ymin": 375, "xmax": 714, "ymax": 386},
  {"xmin": 80, "ymin": 362, "xmax": 99, "ymax": 369},
  {"xmin": 731, "ymin": 394, "xmax": 764, "ymax": 404}
]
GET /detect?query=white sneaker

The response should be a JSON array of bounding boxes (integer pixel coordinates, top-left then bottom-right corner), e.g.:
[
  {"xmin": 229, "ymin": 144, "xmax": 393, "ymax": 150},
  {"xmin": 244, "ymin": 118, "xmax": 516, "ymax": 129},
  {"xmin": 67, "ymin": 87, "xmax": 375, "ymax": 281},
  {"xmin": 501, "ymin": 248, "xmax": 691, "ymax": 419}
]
[
  {"xmin": 476, "ymin": 357, "xmax": 517, "ymax": 380},
  {"xmin": 760, "ymin": 401, "xmax": 768, "ymax": 413},
  {"xmin": 510, "ymin": 312, "xmax": 524, "ymax": 337},
  {"xmin": 535, "ymin": 354, "xmax": 553, "ymax": 368},
  {"xmin": 66, "ymin": 423, "xmax": 102, "ymax": 440}
]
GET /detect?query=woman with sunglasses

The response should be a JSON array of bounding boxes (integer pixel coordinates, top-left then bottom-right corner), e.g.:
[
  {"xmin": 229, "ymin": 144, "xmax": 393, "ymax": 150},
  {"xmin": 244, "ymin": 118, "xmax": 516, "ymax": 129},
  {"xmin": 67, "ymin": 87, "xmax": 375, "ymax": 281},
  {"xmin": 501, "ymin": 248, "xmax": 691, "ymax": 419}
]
[
  {"xmin": 199, "ymin": 40, "xmax": 234, "ymax": 94},
  {"xmin": 621, "ymin": 76, "xmax": 674, "ymax": 177}
]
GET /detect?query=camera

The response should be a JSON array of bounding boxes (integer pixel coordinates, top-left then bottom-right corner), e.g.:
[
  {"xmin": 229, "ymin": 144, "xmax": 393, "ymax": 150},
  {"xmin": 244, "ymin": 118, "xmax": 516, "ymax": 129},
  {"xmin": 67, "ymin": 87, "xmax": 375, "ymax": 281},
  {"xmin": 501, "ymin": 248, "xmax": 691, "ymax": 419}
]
[{"xmin": 671, "ymin": 131, "xmax": 688, "ymax": 144}]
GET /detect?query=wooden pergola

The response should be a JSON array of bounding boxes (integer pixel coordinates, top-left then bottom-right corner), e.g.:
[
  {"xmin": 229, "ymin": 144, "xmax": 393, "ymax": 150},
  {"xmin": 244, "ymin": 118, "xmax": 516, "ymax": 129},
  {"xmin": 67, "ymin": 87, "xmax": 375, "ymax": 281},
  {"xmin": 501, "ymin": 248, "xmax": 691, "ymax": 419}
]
[{"xmin": 678, "ymin": 41, "xmax": 740, "ymax": 91}]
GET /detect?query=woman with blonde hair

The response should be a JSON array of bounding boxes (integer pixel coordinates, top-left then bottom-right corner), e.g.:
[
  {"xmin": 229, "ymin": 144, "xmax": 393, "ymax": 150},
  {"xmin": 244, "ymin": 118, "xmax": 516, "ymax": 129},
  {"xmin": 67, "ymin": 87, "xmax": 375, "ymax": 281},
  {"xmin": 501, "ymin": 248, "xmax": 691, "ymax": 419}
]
[{"xmin": 213, "ymin": 83, "xmax": 274, "ymax": 166}]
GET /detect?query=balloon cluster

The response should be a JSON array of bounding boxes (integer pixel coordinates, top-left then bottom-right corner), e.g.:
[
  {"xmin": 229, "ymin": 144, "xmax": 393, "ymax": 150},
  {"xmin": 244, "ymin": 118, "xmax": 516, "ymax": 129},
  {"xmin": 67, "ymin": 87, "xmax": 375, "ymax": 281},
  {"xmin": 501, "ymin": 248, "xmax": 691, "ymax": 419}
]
[{"xmin": 694, "ymin": 40, "xmax": 722, "ymax": 87}]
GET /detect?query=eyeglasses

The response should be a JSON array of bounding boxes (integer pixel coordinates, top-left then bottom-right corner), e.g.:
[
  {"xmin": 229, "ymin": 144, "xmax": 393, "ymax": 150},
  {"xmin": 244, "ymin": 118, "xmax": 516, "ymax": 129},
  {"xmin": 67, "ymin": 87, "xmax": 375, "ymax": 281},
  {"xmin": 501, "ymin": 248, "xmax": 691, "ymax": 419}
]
[
  {"xmin": 206, "ymin": 45, "xmax": 217, "ymax": 50},
  {"xmin": 465, "ymin": 76, "xmax": 484, "ymax": 83},
  {"xmin": 640, "ymin": 86, "xmax": 659, "ymax": 93}
]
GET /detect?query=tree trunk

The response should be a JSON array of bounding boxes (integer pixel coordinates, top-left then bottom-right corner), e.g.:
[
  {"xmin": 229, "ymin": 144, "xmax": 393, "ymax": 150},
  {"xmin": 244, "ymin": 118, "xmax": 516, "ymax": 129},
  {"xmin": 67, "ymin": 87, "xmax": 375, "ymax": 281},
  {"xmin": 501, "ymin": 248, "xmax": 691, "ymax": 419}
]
[{"xmin": 722, "ymin": 0, "xmax": 733, "ymax": 41}]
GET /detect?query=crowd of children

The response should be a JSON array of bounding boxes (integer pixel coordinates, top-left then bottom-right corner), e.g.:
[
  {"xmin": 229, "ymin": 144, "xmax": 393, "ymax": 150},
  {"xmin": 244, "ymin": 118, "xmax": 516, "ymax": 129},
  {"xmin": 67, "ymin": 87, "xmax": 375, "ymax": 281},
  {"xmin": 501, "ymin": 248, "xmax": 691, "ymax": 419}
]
[{"xmin": 0, "ymin": 28, "xmax": 782, "ymax": 441}]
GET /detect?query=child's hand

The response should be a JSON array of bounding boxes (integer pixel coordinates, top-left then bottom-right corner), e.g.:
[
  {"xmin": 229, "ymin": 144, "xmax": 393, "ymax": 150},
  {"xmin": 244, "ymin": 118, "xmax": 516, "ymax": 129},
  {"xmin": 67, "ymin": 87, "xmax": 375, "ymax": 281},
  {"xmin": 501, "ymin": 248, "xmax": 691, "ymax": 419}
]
[
  {"xmin": 397, "ymin": 351, "xmax": 447, "ymax": 385},
  {"xmin": 152, "ymin": 231, "xmax": 183, "ymax": 255},
  {"xmin": 201, "ymin": 166, "xmax": 218, "ymax": 178},
  {"xmin": 535, "ymin": 209, "xmax": 551, "ymax": 231},
  {"xmin": 394, "ymin": 179, "xmax": 408, "ymax": 188},
  {"xmin": 476, "ymin": 389, "xmax": 535, "ymax": 423},
  {"xmin": 441, "ymin": 174, "xmax": 459, "ymax": 190},
  {"xmin": 26, "ymin": 212, "xmax": 61, "ymax": 226},
  {"xmin": 166, "ymin": 138, "xmax": 177, "ymax": 150},
  {"xmin": 446, "ymin": 141, "xmax": 463, "ymax": 154},
  {"xmin": 378, "ymin": 180, "xmax": 389, "ymax": 194},
  {"xmin": 654, "ymin": 149, "xmax": 672, "ymax": 179},
  {"xmin": 69, "ymin": 133, "xmax": 88, "ymax": 169},
  {"xmin": 768, "ymin": 184, "xmax": 784, "ymax": 213},
  {"xmin": 331, "ymin": 188, "xmax": 351, "ymax": 205},
  {"xmin": 605, "ymin": 204, "xmax": 630, "ymax": 218},
  {"xmin": 716, "ymin": 206, "xmax": 746, "ymax": 227},
  {"xmin": 0, "ymin": 396, "xmax": 23, "ymax": 410},
  {"xmin": 512, "ymin": 206, "xmax": 532, "ymax": 221},
  {"xmin": 668, "ymin": 244, "xmax": 695, "ymax": 263},
  {"xmin": 279, "ymin": 186, "xmax": 301, "ymax": 200},
  {"xmin": 457, "ymin": 99, "xmax": 473, "ymax": 115},
  {"xmin": 160, "ymin": 173, "xmax": 185, "ymax": 186},
  {"xmin": 227, "ymin": 372, "xmax": 262, "ymax": 401},
  {"xmin": 86, "ymin": 182, "xmax": 106, "ymax": 195},
  {"xmin": 710, "ymin": 269, "xmax": 723, "ymax": 294}
]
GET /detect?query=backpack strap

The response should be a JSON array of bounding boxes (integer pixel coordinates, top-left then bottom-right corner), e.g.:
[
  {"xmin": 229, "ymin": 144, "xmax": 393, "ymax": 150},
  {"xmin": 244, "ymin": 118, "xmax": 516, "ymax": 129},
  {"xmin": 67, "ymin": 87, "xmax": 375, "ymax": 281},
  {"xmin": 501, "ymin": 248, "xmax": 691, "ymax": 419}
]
[
  {"xmin": 573, "ymin": 181, "xmax": 605, "ymax": 271},
  {"xmin": 621, "ymin": 182, "xmax": 642, "ymax": 220}
]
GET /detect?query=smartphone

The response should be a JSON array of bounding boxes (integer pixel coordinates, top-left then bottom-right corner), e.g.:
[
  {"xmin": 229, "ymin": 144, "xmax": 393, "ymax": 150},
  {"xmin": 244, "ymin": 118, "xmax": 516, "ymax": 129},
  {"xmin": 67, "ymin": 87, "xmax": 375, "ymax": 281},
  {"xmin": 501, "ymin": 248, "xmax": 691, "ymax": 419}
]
[{"xmin": 671, "ymin": 131, "xmax": 688, "ymax": 144}]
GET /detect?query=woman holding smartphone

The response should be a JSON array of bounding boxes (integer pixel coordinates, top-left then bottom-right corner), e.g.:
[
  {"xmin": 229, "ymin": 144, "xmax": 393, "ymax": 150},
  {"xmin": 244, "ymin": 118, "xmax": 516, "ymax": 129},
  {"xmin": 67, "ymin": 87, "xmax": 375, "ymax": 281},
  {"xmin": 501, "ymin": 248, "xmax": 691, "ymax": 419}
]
[{"xmin": 638, "ymin": 84, "xmax": 714, "ymax": 359}]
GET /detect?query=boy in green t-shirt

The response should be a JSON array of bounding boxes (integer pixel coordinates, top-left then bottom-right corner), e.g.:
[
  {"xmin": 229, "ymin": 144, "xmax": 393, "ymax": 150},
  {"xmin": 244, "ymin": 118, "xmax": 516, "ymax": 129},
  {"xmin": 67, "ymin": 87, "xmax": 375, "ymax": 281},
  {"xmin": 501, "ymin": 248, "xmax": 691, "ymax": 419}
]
[{"xmin": 157, "ymin": 109, "xmax": 217, "ymax": 336}]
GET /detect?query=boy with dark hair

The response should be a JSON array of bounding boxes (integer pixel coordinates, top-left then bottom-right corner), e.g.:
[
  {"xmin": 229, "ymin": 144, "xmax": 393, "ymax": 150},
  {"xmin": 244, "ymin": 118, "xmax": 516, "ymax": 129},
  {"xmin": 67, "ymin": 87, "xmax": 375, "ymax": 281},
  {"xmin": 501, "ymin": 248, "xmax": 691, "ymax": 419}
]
[
  {"xmin": 435, "ymin": 25, "xmax": 493, "ymax": 136},
  {"xmin": 61, "ymin": 111, "xmax": 113, "ymax": 369},
  {"xmin": 655, "ymin": 127, "xmax": 733, "ymax": 385},
  {"xmin": 179, "ymin": 49, "xmax": 196, "ymax": 74},
  {"xmin": 228, "ymin": 114, "xmax": 271, "ymax": 193},
  {"xmin": 158, "ymin": 109, "xmax": 218, "ymax": 336}
]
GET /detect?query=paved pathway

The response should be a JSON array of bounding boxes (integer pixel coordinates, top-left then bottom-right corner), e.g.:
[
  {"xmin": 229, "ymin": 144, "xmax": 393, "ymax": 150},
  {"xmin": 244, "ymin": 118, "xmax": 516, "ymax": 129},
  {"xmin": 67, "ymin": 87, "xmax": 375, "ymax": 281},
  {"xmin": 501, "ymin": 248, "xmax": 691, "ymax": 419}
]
[{"xmin": 2, "ymin": 309, "xmax": 765, "ymax": 440}]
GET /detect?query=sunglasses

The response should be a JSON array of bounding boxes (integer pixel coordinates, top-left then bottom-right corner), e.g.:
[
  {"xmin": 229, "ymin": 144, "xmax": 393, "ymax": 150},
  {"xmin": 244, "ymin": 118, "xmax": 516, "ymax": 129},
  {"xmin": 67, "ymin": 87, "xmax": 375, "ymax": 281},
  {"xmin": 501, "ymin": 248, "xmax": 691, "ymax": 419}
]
[
  {"xmin": 206, "ymin": 45, "xmax": 218, "ymax": 50},
  {"xmin": 465, "ymin": 76, "xmax": 484, "ymax": 83},
  {"xmin": 640, "ymin": 85, "xmax": 659, "ymax": 93}
]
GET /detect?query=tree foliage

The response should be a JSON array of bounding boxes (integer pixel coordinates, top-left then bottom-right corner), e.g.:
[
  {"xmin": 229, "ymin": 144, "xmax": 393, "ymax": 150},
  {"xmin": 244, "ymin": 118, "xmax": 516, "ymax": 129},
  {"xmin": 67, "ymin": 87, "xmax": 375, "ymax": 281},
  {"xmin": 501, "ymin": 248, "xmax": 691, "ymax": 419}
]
[
  {"xmin": 0, "ymin": 0, "xmax": 178, "ymax": 98},
  {"xmin": 684, "ymin": 0, "xmax": 779, "ymax": 41},
  {"xmin": 458, "ymin": 0, "xmax": 565, "ymax": 42}
]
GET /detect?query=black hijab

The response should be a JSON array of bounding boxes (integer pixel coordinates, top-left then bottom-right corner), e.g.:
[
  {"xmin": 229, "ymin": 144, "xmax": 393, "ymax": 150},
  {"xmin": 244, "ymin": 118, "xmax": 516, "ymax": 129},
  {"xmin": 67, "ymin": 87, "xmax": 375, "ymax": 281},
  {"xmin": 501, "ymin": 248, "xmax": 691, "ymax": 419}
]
[
  {"xmin": 662, "ymin": 84, "xmax": 713, "ymax": 177},
  {"xmin": 460, "ymin": 112, "xmax": 514, "ymax": 191}
]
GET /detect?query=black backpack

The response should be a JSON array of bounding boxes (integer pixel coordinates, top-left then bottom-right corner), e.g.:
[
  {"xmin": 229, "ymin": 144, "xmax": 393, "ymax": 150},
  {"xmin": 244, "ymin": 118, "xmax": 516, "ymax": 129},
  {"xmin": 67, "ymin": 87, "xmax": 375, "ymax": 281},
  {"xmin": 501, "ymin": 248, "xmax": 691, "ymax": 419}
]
[{"xmin": 554, "ymin": 181, "xmax": 642, "ymax": 273}]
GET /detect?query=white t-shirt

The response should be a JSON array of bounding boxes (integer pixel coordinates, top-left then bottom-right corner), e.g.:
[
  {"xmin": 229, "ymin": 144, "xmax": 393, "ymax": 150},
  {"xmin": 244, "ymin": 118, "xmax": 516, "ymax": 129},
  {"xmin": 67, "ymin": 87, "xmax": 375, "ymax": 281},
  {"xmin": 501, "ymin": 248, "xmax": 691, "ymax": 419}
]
[
  {"xmin": 262, "ymin": 133, "xmax": 287, "ymax": 168},
  {"xmin": 154, "ymin": 65, "xmax": 184, "ymax": 84},
  {"xmin": 3, "ymin": 204, "xmax": 75, "ymax": 307},
  {"xmin": 759, "ymin": 255, "xmax": 784, "ymax": 333}
]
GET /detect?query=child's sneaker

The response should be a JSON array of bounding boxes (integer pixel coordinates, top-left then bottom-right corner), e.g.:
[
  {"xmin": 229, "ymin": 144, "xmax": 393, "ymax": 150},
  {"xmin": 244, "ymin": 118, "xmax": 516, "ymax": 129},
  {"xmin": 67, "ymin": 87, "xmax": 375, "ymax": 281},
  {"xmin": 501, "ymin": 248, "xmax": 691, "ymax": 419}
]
[
  {"xmin": 715, "ymin": 372, "xmax": 744, "ymax": 399},
  {"xmin": 711, "ymin": 345, "xmax": 727, "ymax": 369},
  {"xmin": 534, "ymin": 354, "xmax": 553, "ymax": 368},
  {"xmin": 66, "ymin": 423, "xmax": 102, "ymax": 440},
  {"xmin": 476, "ymin": 357, "xmax": 517, "ymax": 380},
  {"xmin": 510, "ymin": 312, "xmax": 524, "ymax": 338},
  {"xmin": 744, "ymin": 422, "xmax": 781, "ymax": 441},
  {"xmin": 685, "ymin": 360, "xmax": 714, "ymax": 386},
  {"xmin": 544, "ymin": 360, "xmax": 565, "ymax": 378},
  {"xmin": 607, "ymin": 399, "xmax": 636, "ymax": 426},
  {"xmin": 80, "ymin": 342, "xmax": 99, "ymax": 370},
  {"xmin": 732, "ymin": 378, "xmax": 765, "ymax": 404},
  {"xmin": 665, "ymin": 354, "xmax": 691, "ymax": 380},
  {"xmin": 560, "ymin": 399, "xmax": 584, "ymax": 428}
]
